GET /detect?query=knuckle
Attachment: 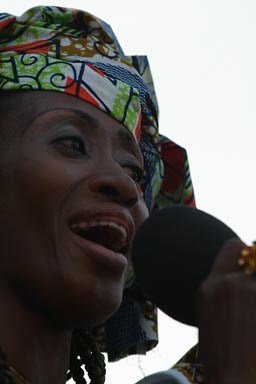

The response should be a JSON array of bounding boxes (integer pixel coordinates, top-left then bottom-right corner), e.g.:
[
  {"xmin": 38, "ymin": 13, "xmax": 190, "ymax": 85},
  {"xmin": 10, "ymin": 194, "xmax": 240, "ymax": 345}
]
[{"xmin": 198, "ymin": 273, "xmax": 238, "ymax": 302}]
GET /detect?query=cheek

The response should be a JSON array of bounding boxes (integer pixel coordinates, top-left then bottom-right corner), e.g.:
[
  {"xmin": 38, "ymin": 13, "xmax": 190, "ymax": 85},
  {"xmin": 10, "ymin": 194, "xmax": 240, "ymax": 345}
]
[
  {"xmin": 132, "ymin": 197, "xmax": 149, "ymax": 231},
  {"xmin": 8, "ymin": 148, "xmax": 84, "ymax": 234},
  {"xmin": 0, "ymin": 152, "xmax": 70, "ymax": 308},
  {"xmin": 15, "ymin": 152, "xmax": 72, "ymax": 205}
]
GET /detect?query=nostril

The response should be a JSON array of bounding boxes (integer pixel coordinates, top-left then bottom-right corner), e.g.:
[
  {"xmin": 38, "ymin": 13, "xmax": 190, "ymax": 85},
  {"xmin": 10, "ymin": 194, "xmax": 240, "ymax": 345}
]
[
  {"xmin": 98, "ymin": 185, "xmax": 138, "ymax": 207},
  {"xmin": 124, "ymin": 196, "xmax": 138, "ymax": 207},
  {"xmin": 99, "ymin": 185, "xmax": 119, "ymax": 197},
  {"xmin": 89, "ymin": 169, "xmax": 140, "ymax": 207}
]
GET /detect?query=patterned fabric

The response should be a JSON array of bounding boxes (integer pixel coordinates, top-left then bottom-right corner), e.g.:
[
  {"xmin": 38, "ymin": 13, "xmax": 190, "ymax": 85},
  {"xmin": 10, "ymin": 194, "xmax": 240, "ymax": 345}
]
[
  {"xmin": 171, "ymin": 345, "xmax": 206, "ymax": 384},
  {"xmin": 0, "ymin": 6, "xmax": 196, "ymax": 362}
]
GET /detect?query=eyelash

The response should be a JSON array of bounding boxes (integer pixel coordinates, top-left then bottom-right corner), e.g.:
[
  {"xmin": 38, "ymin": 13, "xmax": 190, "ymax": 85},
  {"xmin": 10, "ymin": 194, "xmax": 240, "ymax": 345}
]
[
  {"xmin": 54, "ymin": 135, "xmax": 144, "ymax": 185},
  {"xmin": 54, "ymin": 135, "xmax": 86, "ymax": 156},
  {"xmin": 124, "ymin": 164, "xmax": 145, "ymax": 187}
]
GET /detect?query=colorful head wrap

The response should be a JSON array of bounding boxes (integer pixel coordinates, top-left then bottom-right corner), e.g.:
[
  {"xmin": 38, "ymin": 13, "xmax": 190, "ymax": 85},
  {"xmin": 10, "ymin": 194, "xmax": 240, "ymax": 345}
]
[{"xmin": 0, "ymin": 6, "xmax": 195, "ymax": 361}]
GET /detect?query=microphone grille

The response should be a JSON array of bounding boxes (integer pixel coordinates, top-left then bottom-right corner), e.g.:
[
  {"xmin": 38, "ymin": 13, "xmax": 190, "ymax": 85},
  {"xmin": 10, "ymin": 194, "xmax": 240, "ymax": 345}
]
[{"xmin": 132, "ymin": 205, "xmax": 238, "ymax": 326}]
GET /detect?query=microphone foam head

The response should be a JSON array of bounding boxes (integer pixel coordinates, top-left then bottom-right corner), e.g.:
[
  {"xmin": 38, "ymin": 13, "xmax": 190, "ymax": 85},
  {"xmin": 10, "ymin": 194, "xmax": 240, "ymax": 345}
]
[{"xmin": 132, "ymin": 205, "xmax": 238, "ymax": 326}]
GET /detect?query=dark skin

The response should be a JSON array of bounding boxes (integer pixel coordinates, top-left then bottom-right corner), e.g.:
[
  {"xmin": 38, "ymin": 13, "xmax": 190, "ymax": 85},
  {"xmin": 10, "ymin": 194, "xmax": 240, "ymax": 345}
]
[{"xmin": 0, "ymin": 91, "xmax": 149, "ymax": 384}]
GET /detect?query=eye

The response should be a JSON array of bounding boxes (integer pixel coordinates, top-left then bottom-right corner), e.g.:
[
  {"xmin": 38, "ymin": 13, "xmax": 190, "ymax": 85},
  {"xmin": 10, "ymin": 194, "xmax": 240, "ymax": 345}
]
[
  {"xmin": 54, "ymin": 135, "xmax": 87, "ymax": 156},
  {"xmin": 124, "ymin": 164, "xmax": 145, "ymax": 187}
]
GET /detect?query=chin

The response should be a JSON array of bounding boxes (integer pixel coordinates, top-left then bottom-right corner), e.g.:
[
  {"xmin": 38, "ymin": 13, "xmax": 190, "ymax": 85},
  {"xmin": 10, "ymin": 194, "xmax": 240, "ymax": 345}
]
[
  {"xmin": 67, "ymin": 274, "xmax": 126, "ymax": 328},
  {"xmin": 19, "ymin": 269, "xmax": 125, "ymax": 329},
  {"xmin": 60, "ymin": 303, "xmax": 122, "ymax": 329},
  {"xmin": 78, "ymin": 294, "xmax": 123, "ymax": 328},
  {"xmin": 45, "ymin": 287, "xmax": 124, "ymax": 329}
]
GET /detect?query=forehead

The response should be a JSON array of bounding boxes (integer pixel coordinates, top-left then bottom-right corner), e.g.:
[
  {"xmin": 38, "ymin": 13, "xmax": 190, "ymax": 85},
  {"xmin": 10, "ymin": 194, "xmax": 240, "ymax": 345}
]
[{"xmin": 8, "ymin": 91, "xmax": 142, "ymax": 158}]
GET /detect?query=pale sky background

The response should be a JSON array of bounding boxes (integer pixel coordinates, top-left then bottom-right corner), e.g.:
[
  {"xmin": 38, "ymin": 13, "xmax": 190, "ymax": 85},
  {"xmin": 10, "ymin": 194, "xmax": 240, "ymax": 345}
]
[{"xmin": 3, "ymin": 1, "xmax": 256, "ymax": 383}]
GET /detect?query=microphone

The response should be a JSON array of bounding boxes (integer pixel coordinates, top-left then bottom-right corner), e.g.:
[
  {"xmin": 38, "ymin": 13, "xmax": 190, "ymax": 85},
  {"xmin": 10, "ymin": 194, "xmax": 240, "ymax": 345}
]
[{"xmin": 131, "ymin": 205, "xmax": 238, "ymax": 326}]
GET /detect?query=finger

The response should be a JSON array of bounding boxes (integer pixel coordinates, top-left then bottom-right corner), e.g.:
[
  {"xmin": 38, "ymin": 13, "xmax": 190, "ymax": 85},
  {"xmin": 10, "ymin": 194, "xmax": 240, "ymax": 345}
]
[{"xmin": 209, "ymin": 237, "xmax": 246, "ymax": 276}]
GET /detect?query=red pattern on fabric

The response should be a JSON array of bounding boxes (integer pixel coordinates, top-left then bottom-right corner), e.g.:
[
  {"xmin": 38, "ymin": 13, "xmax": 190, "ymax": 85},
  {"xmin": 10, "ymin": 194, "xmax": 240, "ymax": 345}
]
[
  {"xmin": 0, "ymin": 16, "xmax": 14, "ymax": 32},
  {"xmin": 134, "ymin": 111, "xmax": 142, "ymax": 141},
  {"xmin": 65, "ymin": 76, "xmax": 100, "ymax": 108},
  {"xmin": 184, "ymin": 191, "xmax": 196, "ymax": 207},
  {"xmin": 0, "ymin": 40, "xmax": 49, "ymax": 54},
  {"xmin": 86, "ymin": 63, "xmax": 105, "ymax": 77},
  {"xmin": 161, "ymin": 140, "xmax": 186, "ymax": 193}
]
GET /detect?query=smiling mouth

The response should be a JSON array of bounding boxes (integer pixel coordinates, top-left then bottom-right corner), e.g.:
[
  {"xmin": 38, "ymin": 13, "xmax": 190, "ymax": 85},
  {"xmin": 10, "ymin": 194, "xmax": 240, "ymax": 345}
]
[{"xmin": 70, "ymin": 220, "xmax": 128, "ymax": 253}]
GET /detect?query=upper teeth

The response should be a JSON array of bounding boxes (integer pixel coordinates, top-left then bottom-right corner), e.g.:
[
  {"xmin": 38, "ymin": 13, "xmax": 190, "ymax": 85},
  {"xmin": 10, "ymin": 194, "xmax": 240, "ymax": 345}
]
[{"xmin": 71, "ymin": 220, "xmax": 127, "ymax": 243}]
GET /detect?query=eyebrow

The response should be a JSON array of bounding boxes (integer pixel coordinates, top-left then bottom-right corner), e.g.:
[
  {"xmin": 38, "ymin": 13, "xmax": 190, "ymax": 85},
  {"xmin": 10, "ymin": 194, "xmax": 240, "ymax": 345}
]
[{"xmin": 29, "ymin": 107, "xmax": 99, "ymax": 129}]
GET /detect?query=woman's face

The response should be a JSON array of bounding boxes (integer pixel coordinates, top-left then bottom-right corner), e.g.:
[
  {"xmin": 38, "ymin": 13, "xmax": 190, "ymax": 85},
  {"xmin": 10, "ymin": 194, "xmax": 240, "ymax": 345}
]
[{"xmin": 0, "ymin": 91, "xmax": 148, "ymax": 327}]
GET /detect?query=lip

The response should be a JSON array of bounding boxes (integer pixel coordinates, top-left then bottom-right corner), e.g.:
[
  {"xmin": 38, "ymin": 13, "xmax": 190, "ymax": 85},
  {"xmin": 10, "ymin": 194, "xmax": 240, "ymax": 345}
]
[
  {"xmin": 70, "ymin": 229, "xmax": 129, "ymax": 270},
  {"xmin": 67, "ymin": 207, "xmax": 135, "ymax": 269}
]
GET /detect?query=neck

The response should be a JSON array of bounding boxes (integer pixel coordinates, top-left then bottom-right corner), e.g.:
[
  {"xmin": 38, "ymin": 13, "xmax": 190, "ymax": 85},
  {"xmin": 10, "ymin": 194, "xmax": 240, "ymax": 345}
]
[{"xmin": 0, "ymin": 285, "xmax": 72, "ymax": 384}]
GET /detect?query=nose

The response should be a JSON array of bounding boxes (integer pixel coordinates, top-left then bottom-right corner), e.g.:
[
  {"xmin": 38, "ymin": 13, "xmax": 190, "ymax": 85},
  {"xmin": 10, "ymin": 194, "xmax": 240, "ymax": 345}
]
[{"xmin": 88, "ymin": 163, "xmax": 140, "ymax": 208}]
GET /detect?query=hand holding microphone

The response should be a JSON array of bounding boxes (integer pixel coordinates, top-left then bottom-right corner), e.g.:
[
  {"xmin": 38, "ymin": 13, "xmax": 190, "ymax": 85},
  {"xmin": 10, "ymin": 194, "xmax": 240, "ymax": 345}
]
[
  {"xmin": 196, "ymin": 237, "xmax": 256, "ymax": 384},
  {"xmin": 132, "ymin": 205, "xmax": 256, "ymax": 383}
]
